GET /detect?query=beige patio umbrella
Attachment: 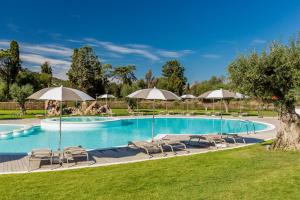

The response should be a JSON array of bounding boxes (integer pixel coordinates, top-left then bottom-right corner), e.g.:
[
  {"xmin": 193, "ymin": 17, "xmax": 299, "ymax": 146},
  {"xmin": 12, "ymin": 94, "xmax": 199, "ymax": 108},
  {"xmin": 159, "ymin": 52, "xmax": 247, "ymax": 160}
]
[
  {"xmin": 27, "ymin": 86, "xmax": 94, "ymax": 151},
  {"xmin": 181, "ymin": 94, "xmax": 196, "ymax": 113},
  {"xmin": 198, "ymin": 89, "xmax": 236, "ymax": 134},
  {"xmin": 127, "ymin": 87, "xmax": 180, "ymax": 141},
  {"xmin": 97, "ymin": 94, "xmax": 116, "ymax": 107},
  {"xmin": 198, "ymin": 89, "xmax": 236, "ymax": 113}
]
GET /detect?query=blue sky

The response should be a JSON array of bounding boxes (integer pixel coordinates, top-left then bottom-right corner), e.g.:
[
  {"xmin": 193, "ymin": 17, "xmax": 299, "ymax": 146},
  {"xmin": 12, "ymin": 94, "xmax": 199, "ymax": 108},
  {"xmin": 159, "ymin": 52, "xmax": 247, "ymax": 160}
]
[{"xmin": 1, "ymin": 0, "xmax": 300, "ymax": 82}]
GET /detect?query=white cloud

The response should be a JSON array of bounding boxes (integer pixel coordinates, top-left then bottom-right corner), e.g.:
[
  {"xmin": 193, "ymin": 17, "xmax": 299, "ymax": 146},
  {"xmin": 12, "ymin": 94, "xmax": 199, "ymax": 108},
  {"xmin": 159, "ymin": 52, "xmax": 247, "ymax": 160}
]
[
  {"xmin": 158, "ymin": 49, "xmax": 193, "ymax": 58},
  {"xmin": 21, "ymin": 53, "xmax": 71, "ymax": 66},
  {"xmin": 126, "ymin": 44, "xmax": 151, "ymax": 49},
  {"xmin": 85, "ymin": 38, "xmax": 159, "ymax": 61},
  {"xmin": 22, "ymin": 44, "xmax": 72, "ymax": 57},
  {"xmin": 201, "ymin": 54, "xmax": 222, "ymax": 59},
  {"xmin": 84, "ymin": 38, "xmax": 193, "ymax": 61},
  {"xmin": 251, "ymin": 39, "xmax": 267, "ymax": 45},
  {"xmin": 21, "ymin": 54, "xmax": 70, "ymax": 79}
]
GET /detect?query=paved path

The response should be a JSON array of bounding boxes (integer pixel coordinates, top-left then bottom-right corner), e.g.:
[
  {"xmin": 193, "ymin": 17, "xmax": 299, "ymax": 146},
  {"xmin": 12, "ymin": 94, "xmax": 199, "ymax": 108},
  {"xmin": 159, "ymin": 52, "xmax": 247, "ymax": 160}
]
[{"xmin": 0, "ymin": 116, "xmax": 279, "ymax": 174}]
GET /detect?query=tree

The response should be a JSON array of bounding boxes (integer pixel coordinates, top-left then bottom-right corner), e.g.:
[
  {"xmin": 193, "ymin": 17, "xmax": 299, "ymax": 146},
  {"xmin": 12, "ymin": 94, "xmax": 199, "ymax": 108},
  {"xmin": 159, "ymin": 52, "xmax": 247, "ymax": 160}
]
[
  {"xmin": 0, "ymin": 41, "xmax": 21, "ymax": 99},
  {"xmin": 120, "ymin": 84, "xmax": 139, "ymax": 98},
  {"xmin": 40, "ymin": 62, "xmax": 52, "ymax": 87},
  {"xmin": 0, "ymin": 51, "xmax": 13, "ymax": 99},
  {"xmin": 102, "ymin": 63, "xmax": 112, "ymax": 93},
  {"xmin": 16, "ymin": 69, "xmax": 43, "ymax": 91},
  {"xmin": 190, "ymin": 76, "xmax": 228, "ymax": 96},
  {"xmin": 9, "ymin": 40, "xmax": 21, "ymax": 82},
  {"xmin": 111, "ymin": 65, "xmax": 137, "ymax": 85},
  {"xmin": 145, "ymin": 69, "xmax": 155, "ymax": 88},
  {"xmin": 10, "ymin": 84, "xmax": 33, "ymax": 114},
  {"xmin": 161, "ymin": 60, "xmax": 187, "ymax": 95},
  {"xmin": 228, "ymin": 40, "xmax": 300, "ymax": 150},
  {"xmin": 67, "ymin": 46, "xmax": 105, "ymax": 96}
]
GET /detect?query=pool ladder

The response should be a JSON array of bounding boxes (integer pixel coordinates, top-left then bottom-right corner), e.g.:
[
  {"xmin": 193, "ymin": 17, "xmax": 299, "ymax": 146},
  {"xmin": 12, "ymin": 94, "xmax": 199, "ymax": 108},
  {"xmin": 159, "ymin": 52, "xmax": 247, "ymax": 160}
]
[{"xmin": 231, "ymin": 120, "xmax": 256, "ymax": 134}]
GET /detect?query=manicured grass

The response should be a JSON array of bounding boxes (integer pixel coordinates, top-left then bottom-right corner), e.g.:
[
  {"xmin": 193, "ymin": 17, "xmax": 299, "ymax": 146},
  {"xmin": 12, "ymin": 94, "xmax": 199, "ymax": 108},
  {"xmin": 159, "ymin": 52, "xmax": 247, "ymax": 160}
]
[
  {"xmin": 0, "ymin": 109, "xmax": 45, "ymax": 119},
  {"xmin": 1, "ymin": 143, "xmax": 300, "ymax": 200},
  {"xmin": 0, "ymin": 108, "xmax": 277, "ymax": 119}
]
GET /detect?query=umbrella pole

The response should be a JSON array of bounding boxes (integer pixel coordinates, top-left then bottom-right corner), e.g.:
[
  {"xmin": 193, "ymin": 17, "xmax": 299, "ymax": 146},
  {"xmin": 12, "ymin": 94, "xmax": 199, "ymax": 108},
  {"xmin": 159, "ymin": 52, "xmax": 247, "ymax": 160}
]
[
  {"xmin": 220, "ymin": 99, "xmax": 223, "ymax": 135},
  {"xmin": 59, "ymin": 101, "xmax": 62, "ymax": 152},
  {"xmin": 152, "ymin": 101, "xmax": 155, "ymax": 142}
]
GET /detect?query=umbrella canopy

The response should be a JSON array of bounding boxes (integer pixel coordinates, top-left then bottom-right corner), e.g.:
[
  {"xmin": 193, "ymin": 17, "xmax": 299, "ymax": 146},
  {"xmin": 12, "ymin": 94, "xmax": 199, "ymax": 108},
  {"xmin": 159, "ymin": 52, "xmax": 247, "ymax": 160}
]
[
  {"xmin": 296, "ymin": 108, "xmax": 300, "ymax": 115},
  {"xmin": 27, "ymin": 86, "xmax": 94, "ymax": 153},
  {"xmin": 234, "ymin": 92, "xmax": 249, "ymax": 99},
  {"xmin": 198, "ymin": 89, "xmax": 236, "ymax": 99},
  {"xmin": 28, "ymin": 86, "xmax": 94, "ymax": 101},
  {"xmin": 127, "ymin": 87, "xmax": 180, "ymax": 100},
  {"xmin": 127, "ymin": 87, "xmax": 180, "ymax": 141},
  {"xmin": 97, "ymin": 94, "xmax": 116, "ymax": 99},
  {"xmin": 181, "ymin": 94, "xmax": 196, "ymax": 99}
]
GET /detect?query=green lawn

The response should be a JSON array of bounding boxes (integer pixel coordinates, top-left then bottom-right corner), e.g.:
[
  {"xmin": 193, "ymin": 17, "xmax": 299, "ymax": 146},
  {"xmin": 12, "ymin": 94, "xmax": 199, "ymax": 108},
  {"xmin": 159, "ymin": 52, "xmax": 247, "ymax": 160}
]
[
  {"xmin": 0, "ymin": 108, "xmax": 277, "ymax": 119},
  {"xmin": 1, "ymin": 143, "xmax": 300, "ymax": 200}
]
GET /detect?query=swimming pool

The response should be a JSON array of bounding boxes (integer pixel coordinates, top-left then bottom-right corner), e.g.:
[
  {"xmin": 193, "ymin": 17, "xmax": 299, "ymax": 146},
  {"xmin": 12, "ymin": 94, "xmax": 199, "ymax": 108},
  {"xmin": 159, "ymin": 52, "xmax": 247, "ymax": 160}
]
[{"xmin": 0, "ymin": 117, "xmax": 271, "ymax": 153}]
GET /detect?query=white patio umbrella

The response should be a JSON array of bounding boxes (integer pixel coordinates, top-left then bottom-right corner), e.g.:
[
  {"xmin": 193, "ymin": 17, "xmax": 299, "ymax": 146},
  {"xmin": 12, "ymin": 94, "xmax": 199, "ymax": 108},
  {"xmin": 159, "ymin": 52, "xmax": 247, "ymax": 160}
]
[
  {"xmin": 181, "ymin": 94, "xmax": 196, "ymax": 113},
  {"xmin": 97, "ymin": 94, "xmax": 116, "ymax": 106},
  {"xmin": 27, "ymin": 86, "xmax": 94, "ymax": 151},
  {"xmin": 198, "ymin": 89, "xmax": 236, "ymax": 134},
  {"xmin": 127, "ymin": 87, "xmax": 180, "ymax": 141},
  {"xmin": 198, "ymin": 89, "xmax": 236, "ymax": 112}
]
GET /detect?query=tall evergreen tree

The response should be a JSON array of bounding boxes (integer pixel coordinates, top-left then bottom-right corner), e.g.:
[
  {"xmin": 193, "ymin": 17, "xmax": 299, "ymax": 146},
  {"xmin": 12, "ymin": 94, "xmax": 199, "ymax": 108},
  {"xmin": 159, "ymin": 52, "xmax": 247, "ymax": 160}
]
[
  {"xmin": 161, "ymin": 60, "xmax": 187, "ymax": 95},
  {"xmin": 9, "ymin": 40, "xmax": 21, "ymax": 83},
  {"xmin": 0, "ymin": 40, "xmax": 21, "ymax": 99},
  {"xmin": 67, "ymin": 46, "xmax": 104, "ymax": 96}
]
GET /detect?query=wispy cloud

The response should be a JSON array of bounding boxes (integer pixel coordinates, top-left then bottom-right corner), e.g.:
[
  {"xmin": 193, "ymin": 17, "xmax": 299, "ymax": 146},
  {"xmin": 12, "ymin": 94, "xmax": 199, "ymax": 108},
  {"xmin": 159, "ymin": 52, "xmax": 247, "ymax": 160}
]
[
  {"xmin": 158, "ymin": 49, "xmax": 193, "ymax": 58},
  {"xmin": 66, "ymin": 39, "xmax": 83, "ymax": 44},
  {"xmin": 21, "ymin": 54, "xmax": 71, "ymax": 66},
  {"xmin": 84, "ymin": 38, "xmax": 193, "ymax": 61},
  {"xmin": 251, "ymin": 39, "xmax": 267, "ymax": 45},
  {"xmin": 201, "ymin": 54, "xmax": 222, "ymax": 59},
  {"xmin": 22, "ymin": 44, "xmax": 72, "ymax": 57},
  {"xmin": 0, "ymin": 39, "xmax": 71, "ymax": 79},
  {"xmin": 21, "ymin": 54, "xmax": 71, "ymax": 79},
  {"xmin": 85, "ymin": 38, "xmax": 159, "ymax": 61},
  {"xmin": 1, "ymin": 37, "xmax": 193, "ymax": 79}
]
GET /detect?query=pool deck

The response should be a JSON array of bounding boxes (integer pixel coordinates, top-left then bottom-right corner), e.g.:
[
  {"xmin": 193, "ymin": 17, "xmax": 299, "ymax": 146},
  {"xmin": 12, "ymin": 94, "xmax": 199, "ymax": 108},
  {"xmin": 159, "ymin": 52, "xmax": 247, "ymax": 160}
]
[{"xmin": 0, "ymin": 116, "xmax": 280, "ymax": 174}]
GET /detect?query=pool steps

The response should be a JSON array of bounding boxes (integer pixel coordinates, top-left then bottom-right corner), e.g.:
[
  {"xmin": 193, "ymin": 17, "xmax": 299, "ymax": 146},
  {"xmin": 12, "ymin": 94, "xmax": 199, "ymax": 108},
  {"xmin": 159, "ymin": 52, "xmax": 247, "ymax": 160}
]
[{"xmin": 0, "ymin": 125, "xmax": 35, "ymax": 139}]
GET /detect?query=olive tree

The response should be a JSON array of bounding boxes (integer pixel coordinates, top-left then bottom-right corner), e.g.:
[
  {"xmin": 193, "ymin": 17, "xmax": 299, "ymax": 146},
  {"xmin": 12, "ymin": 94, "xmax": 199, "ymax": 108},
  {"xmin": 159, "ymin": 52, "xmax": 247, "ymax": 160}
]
[
  {"xmin": 228, "ymin": 40, "xmax": 300, "ymax": 150},
  {"xmin": 10, "ymin": 84, "xmax": 33, "ymax": 114}
]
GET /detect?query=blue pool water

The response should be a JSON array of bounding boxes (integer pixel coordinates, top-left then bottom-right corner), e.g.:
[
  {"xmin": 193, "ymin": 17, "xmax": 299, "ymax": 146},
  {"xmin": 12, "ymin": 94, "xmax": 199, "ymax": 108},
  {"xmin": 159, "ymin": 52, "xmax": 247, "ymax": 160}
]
[
  {"xmin": 0, "ymin": 124, "xmax": 25, "ymax": 132},
  {"xmin": 0, "ymin": 117, "xmax": 269, "ymax": 153}
]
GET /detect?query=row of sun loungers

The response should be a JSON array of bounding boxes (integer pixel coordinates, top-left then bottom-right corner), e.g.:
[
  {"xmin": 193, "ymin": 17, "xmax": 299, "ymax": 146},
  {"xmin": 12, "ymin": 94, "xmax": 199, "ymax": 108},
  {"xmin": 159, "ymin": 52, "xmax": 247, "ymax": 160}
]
[
  {"xmin": 129, "ymin": 134, "xmax": 246, "ymax": 157},
  {"xmin": 128, "ymin": 139, "xmax": 189, "ymax": 158},
  {"xmin": 28, "ymin": 133, "xmax": 246, "ymax": 170},
  {"xmin": 28, "ymin": 146, "xmax": 89, "ymax": 171}
]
